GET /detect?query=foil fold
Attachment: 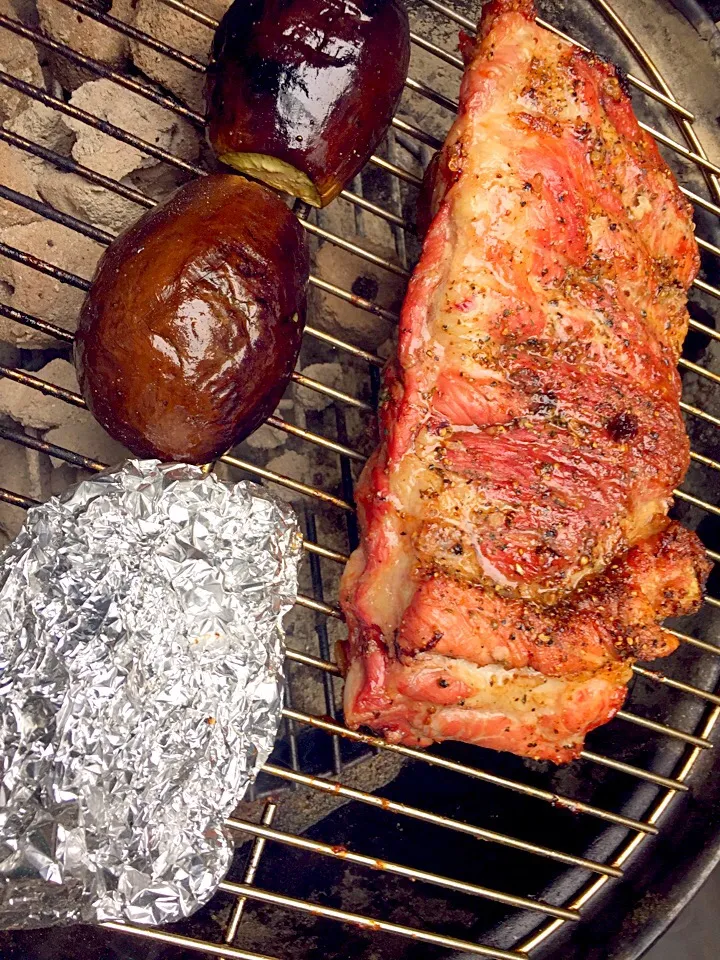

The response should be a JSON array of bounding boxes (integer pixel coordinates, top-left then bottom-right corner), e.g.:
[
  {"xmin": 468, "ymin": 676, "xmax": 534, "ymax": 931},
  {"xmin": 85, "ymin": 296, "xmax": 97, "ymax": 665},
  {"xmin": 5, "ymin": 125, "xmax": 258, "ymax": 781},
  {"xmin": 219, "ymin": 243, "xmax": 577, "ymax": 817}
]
[{"xmin": 0, "ymin": 460, "xmax": 301, "ymax": 929}]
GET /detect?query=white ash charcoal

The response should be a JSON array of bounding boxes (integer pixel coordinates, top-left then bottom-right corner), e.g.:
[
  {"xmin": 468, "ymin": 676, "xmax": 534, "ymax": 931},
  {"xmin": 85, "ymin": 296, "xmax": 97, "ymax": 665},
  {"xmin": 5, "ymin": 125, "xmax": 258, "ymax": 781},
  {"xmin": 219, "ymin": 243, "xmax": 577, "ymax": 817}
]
[
  {"xmin": 50, "ymin": 461, "xmax": 81, "ymax": 497},
  {"xmin": 0, "ymin": 0, "xmax": 46, "ymax": 124},
  {"xmin": 377, "ymin": 336, "xmax": 397, "ymax": 359},
  {"xmin": 0, "ymin": 140, "xmax": 43, "ymax": 230},
  {"xmin": 67, "ymin": 79, "xmax": 200, "ymax": 182},
  {"xmin": 264, "ymin": 450, "xmax": 339, "ymax": 506},
  {"xmin": 276, "ymin": 394, "xmax": 306, "ymax": 431},
  {"xmin": 5, "ymin": 102, "xmax": 75, "ymax": 181},
  {"xmin": 0, "ymin": 341, "xmax": 19, "ymax": 368},
  {"xmin": 38, "ymin": 167, "xmax": 145, "ymax": 235},
  {"xmin": 0, "ymin": 502, "xmax": 23, "ymax": 550},
  {"xmin": 244, "ymin": 423, "xmax": 287, "ymax": 451},
  {"xmin": 317, "ymin": 195, "xmax": 397, "ymax": 256},
  {"xmin": 344, "ymin": 406, "xmax": 378, "ymax": 458},
  {"xmin": 124, "ymin": 160, "xmax": 192, "ymax": 207},
  {"xmin": 295, "ymin": 362, "xmax": 347, "ymax": 413},
  {"xmin": 0, "ymin": 219, "xmax": 103, "ymax": 348},
  {"xmin": 131, "ymin": 0, "xmax": 231, "ymax": 113},
  {"xmin": 310, "ymin": 242, "xmax": 402, "ymax": 352},
  {"xmin": 0, "ymin": 358, "xmax": 131, "ymax": 465},
  {"xmin": 36, "ymin": 0, "xmax": 134, "ymax": 91},
  {"xmin": 0, "ymin": 436, "xmax": 53, "ymax": 545}
]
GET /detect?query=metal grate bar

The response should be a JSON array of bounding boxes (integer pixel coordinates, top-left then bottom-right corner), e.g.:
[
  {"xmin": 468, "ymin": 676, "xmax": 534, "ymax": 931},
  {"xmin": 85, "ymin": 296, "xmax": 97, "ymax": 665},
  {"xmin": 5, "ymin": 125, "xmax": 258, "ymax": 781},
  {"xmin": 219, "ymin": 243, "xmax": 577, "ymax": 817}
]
[
  {"xmin": 680, "ymin": 357, "xmax": 720, "ymax": 387},
  {"xmin": 0, "ymin": 443, "xmax": 711, "ymax": 794},
  {"xmin": 4, "ymin": 74, "xmax": 720, "ymax": 315},
  {"xmin": 260, "ymin": 763, "xmax": 627, "ymax": 873},
  {"xmin": 516, "ymin": 704, "xmax": 720, "ymax": 955},
  {"xmin": 217, "ymin": 879, "xmax": 527, "ymax": 960},
  {"xmin": 682, "ymin": 185, "xmax": 720, "ymax": 218},
  {"xmin": 220, "ymin": 452, "xmax": 353, "ymax": 512},
  {"xmin": 693, "ymin": 276, "xmax": 720, "ymax": 302},
  {"xmin": 404, "ymin": 74, "xmax": 459, "ymax": 112},
  {"xmin": 632, "ymin": 666, "xmax": 720, "ymax": 707},
  {"xmin": 225, "ymin": 816, "xmax": 580, "ymax": 920},
  {"xmin": 0, "ymin": 444, "xmax": 343, "ymax": 572},
  {"xmin": 294, "ymin": 594, "xmax": 342, "ymax": 619},
  {"xmin": 224, "ymin": 803, "xmax": 278, "ymax": 945},
  {"xmin": 578, "ymin": 751, "xmax": 688, "ymax": 791},
  {"xmin": 682, "ymin": 398, "xmax": 720, "ymax": 432},
  {"xmin": 675, "ymin": 487, "xmax": 720, "ymax": 516},
  {"xmin": 49, "ymin": 0, "xmax": 436, "ymax": 169},
  {"xmin": 0, "ymin": 487, "xmax": 36, "ymax": 511},
  {"xmin": 3, "ymin": 270, "xmax": 720, "ymax": 511},
  {"xmin": 669, "ymin": 629, "xmax": 720, "ymax": 657},
  {"xmin": 0, "ymin": 3, "xmax": 718, "ymax": 954},
  {"xmin": 688, "ymin": 316, "xmax": 720, "ymax": 344},
  {"xmin": 303, "ymin": 510, "xmax": 343, "ymax": 774},
  {"xmin": 690, "ymin": 451, "xmax": 720, "ymax": 474},
  {"xmin": 615, "ymin": 710, "xmax": 712, "ymax": 748},
  {"xmin": 278, "ymin": 709, "xmax": 663, "ymax": 830},
  {"xmin": 101, "ymin": 922, "xmax": 279, "ymax": 960},
  {"xmin": 0, "ymin": 360, "xmax": 365, "ymax": 461},
  {"xmin": 697, "ymin": 236, "xmax": 720, "ymax": 259}
]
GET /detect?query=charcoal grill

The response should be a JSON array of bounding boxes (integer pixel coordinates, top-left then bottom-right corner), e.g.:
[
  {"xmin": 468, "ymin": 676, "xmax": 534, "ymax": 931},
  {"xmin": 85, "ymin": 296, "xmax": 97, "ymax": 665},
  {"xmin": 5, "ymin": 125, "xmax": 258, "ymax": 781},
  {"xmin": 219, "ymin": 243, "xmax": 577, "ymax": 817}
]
[{"xmin": 0, "ymin": 0, "xmax": 719, "ymax": 957}]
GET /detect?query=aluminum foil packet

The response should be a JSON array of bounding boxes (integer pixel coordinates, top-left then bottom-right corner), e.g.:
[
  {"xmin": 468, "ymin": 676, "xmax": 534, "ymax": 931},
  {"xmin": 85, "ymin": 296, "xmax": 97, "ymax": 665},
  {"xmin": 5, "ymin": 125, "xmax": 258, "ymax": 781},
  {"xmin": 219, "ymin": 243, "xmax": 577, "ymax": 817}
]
[{"xmin": 0, "ymin": 460, "xmax": 301, "ymax": 929}]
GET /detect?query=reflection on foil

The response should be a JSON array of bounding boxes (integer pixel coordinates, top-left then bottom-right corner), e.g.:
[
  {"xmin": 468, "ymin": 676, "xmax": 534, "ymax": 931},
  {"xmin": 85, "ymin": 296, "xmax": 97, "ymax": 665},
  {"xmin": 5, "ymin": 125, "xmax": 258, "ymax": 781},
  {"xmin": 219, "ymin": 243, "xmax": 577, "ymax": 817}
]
[{"xmin": 0, "ymin": 460, "xmax": 301, "ymax": 929}]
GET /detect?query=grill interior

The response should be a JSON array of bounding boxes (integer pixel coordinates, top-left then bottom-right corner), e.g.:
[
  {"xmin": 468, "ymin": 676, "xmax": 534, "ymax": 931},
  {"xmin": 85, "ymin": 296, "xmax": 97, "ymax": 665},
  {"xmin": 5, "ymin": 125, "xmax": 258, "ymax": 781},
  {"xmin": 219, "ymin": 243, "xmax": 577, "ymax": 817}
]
[{"xmin": 0, "ymin": 0, "xmax": 719, "ymax": 957}]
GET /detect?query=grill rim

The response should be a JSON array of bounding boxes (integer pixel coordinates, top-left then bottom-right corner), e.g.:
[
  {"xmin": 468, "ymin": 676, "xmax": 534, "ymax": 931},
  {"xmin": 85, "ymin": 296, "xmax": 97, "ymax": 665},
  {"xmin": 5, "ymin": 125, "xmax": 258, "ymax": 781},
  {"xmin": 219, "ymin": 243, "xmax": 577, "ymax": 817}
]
[{"xmin": 0, "ymin": 0, "xmax": 718, "ymax": 957}]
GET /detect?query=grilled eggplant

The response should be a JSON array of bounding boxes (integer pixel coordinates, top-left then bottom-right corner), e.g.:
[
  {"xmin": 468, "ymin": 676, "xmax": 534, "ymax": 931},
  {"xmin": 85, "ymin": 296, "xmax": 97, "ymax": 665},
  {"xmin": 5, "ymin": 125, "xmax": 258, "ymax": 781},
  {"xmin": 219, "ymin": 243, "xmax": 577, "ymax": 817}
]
[
  {"xmin": 75, "ymin": 174, "xmax": 309, "ymax": 464},
  {"xmin": 206, "ymin": 0, "xmax": 410, "ymax": 208}
]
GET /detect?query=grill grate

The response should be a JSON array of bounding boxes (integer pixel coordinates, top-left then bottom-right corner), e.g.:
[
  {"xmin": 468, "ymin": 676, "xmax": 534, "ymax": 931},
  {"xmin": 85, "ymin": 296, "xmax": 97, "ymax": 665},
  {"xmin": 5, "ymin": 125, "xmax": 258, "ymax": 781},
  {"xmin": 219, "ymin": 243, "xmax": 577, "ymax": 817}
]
[{"xmin": 0, "ymin": 0, "xmax": 719, "ymax": 957}]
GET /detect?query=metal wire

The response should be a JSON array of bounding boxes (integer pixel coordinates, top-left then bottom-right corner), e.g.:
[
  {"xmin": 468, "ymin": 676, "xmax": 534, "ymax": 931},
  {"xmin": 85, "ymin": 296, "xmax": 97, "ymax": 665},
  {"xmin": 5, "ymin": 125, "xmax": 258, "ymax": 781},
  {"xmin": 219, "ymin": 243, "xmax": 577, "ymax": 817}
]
[
  {"xmin": 0, "ymin": 0, "xmax": 719, "ymax": 956},
  {"xmin": 225, "ymin": 816, "xmax": 580, "ymax": 920}
]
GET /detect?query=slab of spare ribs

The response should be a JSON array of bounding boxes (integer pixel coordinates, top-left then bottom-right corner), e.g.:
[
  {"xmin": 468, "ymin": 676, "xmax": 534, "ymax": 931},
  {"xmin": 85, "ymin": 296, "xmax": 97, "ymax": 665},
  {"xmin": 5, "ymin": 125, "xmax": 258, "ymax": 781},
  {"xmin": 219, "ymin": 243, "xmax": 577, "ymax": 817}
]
[{"xmin": 339, "ymin": 0, "xmax": 711, "ymax": 762}]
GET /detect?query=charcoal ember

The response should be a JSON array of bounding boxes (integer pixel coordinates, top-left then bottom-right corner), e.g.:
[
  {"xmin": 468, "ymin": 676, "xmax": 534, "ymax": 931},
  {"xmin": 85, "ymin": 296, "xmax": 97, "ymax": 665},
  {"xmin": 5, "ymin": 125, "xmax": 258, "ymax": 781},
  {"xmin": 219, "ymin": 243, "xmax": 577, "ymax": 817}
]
[
  {"xmin": 0, "ymin": 140, "xmax": 43, "ymax": 230},
  {"xmin": 0, "ymin": 0, "xmax": 46, "ymax": 124},
  {"xmin": 294, "ymin": 363, "xmax": 346, "ymax": 413},
  {"xmin": 4, "ymin": 102, "xmax": 75, "ymax": 181},
  {"xmin": 66, "ymin": 79, "xmax": 200, "ymax": 181},
  {"xmin": 264, "ymin": 450, "xmax": 340, "ymax": 507},
  {"xmin": 0, "ymin": 359, "xmax": 130, "ymax": 466},
  {"xmin": 0, "ymin": 220, "xmax": 104, "ymax": 348},
  {"xmin": 0, "ymin": 438, "xmax": 52, "ymax": 546},
  {"xmin": 37, "ymin": 168, "xmax": 145, "ymax": 235},
  {"xmin": 310, "ymin": 242, "xmax": 402, "ymax": 352},
  {"xmin": 131, "ymin": 0, "xmax": 231, "ymax": 113},
  {"xmin": 36, "ymin": 0, "xmax": 134, "ymax": 91},
  {"xmin": 244, "ymin": 424, "xmax": 288, "ymax": 451}
]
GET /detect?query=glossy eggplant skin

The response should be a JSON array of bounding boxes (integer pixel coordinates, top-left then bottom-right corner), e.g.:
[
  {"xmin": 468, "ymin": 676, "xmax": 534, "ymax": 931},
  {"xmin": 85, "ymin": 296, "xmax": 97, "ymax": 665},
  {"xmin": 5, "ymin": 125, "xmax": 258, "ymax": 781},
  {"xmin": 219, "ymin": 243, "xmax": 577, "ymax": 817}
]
[
  {"xmin": 74, "ymin": 174, "xmax": 309, "ymax": 464},
  {"xmin": 206, "ymin": 0, "xmax": 410, "ymax": 208}
]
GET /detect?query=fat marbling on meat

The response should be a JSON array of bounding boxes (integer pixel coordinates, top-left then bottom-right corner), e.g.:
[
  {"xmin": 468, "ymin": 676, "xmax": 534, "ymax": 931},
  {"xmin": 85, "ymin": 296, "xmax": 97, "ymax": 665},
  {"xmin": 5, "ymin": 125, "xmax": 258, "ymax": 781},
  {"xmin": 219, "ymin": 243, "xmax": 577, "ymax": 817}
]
[{"xmin": 339, "ymin": 0, "xmax": 711, "ymax": 762}]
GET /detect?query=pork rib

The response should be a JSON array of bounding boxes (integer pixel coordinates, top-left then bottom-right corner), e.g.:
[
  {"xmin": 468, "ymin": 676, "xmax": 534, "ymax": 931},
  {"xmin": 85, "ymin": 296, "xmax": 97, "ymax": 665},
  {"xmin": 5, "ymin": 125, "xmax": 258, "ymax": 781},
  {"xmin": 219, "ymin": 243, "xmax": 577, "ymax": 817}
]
[{"xmin": 339, "ymin": 0, "xmax": 711, "ymax": 762}]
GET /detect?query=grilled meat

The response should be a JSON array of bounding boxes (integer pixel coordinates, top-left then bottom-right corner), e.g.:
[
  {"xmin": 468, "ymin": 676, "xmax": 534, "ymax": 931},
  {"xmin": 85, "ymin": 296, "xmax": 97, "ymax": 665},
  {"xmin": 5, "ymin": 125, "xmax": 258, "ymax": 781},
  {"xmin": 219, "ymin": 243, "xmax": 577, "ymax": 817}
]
[{"xmin": 339, "ymin": 0, "xmax": 711, "ymax": 762}]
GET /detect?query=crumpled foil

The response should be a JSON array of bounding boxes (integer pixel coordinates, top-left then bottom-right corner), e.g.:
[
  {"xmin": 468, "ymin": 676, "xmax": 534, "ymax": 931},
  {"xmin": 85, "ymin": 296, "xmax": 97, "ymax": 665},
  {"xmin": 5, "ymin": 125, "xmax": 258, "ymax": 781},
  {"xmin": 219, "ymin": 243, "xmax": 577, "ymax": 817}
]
[{"xmin": 0, "ymin": 460, "xmax": 301, "ymax": 929}]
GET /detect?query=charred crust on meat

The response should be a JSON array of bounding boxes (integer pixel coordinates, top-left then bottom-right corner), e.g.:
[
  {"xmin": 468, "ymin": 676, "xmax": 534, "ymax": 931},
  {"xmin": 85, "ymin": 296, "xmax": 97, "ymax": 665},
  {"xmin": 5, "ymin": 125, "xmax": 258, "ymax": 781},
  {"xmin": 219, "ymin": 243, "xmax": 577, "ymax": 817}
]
[{"xmin": 607, "ymin": 411, "xmax": 639, "ymax": 441}]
